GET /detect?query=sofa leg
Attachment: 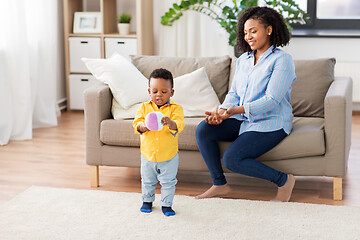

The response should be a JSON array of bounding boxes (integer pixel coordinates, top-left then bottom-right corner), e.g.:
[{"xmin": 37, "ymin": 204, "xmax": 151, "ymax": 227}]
[
  {"xmin": 90, "ymin": 165, "xmax": 99, "ymax": 187},
  {"xmin": 333, "ymin": 177, "xmax": 342, "ymax": 201}
]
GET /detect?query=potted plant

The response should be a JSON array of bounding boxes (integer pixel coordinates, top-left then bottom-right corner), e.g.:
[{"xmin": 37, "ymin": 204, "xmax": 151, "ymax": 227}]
[
  {"xmin": 118, "ymin": 13, "xmax": 132, "ymax": 35},
  {"xmin": 161, "ymin": 0, "xmax": 308, "ymax": 56}
]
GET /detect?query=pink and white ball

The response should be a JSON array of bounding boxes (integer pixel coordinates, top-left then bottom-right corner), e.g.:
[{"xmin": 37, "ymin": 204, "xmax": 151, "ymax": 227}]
[{"xmin": 145, "ymin": 112, "xmax": 164, "ymax": 131}]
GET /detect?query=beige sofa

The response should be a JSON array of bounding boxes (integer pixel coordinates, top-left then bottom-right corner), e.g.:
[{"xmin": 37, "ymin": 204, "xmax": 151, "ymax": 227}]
[{"xmin": 84, "ymin": 55, "xmax": 352, "ymax": 200}]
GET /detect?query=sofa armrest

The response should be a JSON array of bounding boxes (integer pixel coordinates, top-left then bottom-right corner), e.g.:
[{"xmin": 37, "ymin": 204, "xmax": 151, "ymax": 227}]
[
  {"xmin": 324, "ymin": 76, "xmax": 353, "ymax": 177},
  {"xmin": 84, "ymin": 83, "xmax": 112, "ymax": 165}
]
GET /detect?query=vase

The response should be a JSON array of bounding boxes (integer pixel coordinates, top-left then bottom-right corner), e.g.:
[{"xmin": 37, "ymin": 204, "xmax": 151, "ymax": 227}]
[{"xmin": 118, "ymin": 23, "xmax": 130, "ymax": 35}]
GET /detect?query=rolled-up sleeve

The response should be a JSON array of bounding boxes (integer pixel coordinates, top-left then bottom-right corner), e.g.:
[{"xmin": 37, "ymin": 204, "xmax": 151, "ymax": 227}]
[{"xmin": 169, "ymin": 104, "xmax": 185, "ymax": 136}]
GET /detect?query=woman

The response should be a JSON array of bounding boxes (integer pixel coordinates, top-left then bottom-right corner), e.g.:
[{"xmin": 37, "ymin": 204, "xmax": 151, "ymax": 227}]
[{"xmin": 195, "ymin": 6, "xmax": 296, "ymax": 202}]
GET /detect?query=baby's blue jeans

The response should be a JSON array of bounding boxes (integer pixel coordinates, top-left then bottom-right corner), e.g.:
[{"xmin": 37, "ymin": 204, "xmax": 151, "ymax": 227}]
[{"xmin": 141, "ymin": 153, "xmax": 179, "ymax": 207}]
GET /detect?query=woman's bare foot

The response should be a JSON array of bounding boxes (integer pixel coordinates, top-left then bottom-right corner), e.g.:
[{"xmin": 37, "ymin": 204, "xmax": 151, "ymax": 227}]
[
  {"xmin": 195, "ymin": 184, "xmax": 231, "ymax": 199},
  {"xmin": 271, "ymin": 174, "xmax": 295, "ymax": 202}
]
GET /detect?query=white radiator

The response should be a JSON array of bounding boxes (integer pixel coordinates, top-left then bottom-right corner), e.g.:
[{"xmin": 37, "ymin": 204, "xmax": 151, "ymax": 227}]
[{"xmin": 335, "ymin": 62, "xmax": 360, "ymax": 102}]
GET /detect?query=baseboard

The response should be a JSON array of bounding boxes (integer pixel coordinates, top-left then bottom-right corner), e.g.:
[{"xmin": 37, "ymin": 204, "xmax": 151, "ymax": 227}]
[
  {"xmin": 353, "ymin": 102, "xmax": 360, "ymax": 112},
  {"xmin": 57, "ymin": 98, "xmax": 67, "ymax": 111}
]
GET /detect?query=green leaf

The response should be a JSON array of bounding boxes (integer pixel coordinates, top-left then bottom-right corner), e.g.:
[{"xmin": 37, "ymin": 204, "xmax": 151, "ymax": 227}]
[
  {"xmin": 219, "ymin": 20, "xmax": 227, "ymax": 28},
  {"xmin": 170, "ymin": 8, "xmax": 176, "ymax": 15},
  {"xmin": 229, "ymin": 32, "xmax": 237, "ymax": 47},
  {"xmin": 161, "ymin": 16, "xmax": 169, "ymax": 25},
  {"xmin": 173, "ymin": 4, "xmax": 181, "ymax": 11},
  {"xmin": 165, "ymin": 11, "xmax": 173, "ymax": 18},
  {"xmin": 180, "ymin": 0, "xmax": 190, "ymax": 8}
]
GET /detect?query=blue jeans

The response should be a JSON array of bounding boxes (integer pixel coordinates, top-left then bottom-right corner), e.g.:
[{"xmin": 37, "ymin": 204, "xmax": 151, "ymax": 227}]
[
  {"xmin": 195, "ymin": 119, "xmax": 288, "ymax": 187},
  {"xmin": 141, "ymin": 154, "xmax": 179, "ymax": 207}
]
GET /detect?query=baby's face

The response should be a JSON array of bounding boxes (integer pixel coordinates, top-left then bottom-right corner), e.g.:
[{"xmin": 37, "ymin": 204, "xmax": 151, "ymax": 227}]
[{"xmin": 148, "ymin": 77, "xmax": 174, "ymax": 107}]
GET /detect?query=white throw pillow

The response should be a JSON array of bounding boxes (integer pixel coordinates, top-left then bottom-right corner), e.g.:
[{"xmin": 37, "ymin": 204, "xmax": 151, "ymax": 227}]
[
  {"xmin": 82, "ymin": 53, "xmax": 148, "ymax": 109},
  {"xmin": 112, "ymin": 98, "xmax": 141, "ymax": 120},
  {"xmin": 173, "ymin": 67, "xmax": 220, "ymax": 116}
]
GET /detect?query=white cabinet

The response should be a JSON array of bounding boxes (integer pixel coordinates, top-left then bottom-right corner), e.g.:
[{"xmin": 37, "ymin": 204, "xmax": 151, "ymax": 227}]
[
  {"xmin": 105, "ymin": 38, "xmax": 137, "ymax": 59},
  {"xmin": 69, "ymin": 37, "xmax": 101, "ymax": 73},
  {"xmin": 69, "ymin": 74, "xmax": 100, "ymax": 110}
]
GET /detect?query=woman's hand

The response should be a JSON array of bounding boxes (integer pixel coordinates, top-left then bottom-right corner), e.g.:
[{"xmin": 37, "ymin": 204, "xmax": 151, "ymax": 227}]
[{"xmin": 204, "ymin": 109, "xmax": 230, "ymax": 125}]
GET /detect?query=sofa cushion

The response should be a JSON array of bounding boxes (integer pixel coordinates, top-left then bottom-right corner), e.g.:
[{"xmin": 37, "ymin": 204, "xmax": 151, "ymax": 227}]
[
  {"xmin": 172, "ymin": 67, "xmax": 220, "ymax": 116},
  {"xmin": 100, "ymin": 117, "xmax": 203, "ymax": 151},
  {"xmin": 100, "ymin": 117, "xmax": 325, "ymax": 161},
  {"xmin": 219, "ymin": 117, "xmax": 325, "ymax": 160},
  {"xmin": 291, "ymin": 58, "xmax": 335, "ymax": 118},
  {"xmin": 130, "ymin": 55, "xmax": 231, "ymax": 103}
]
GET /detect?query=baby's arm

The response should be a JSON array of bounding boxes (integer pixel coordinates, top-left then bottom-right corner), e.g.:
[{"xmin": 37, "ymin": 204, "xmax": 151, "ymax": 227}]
[
  {"xmin": 161, "ymin": 116, "xmax": 177, "ymax": 130},
  {"xmin": 169, "ymin": 105, "xmax": 185, "ymax": 134},
  {"xmin": 133, "ymin": 103, "xmax": 150, "ymax": 134}
]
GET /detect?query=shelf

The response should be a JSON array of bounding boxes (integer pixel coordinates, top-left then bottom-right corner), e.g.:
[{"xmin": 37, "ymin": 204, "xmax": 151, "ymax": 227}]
[
  {"xmin": 68, "ymin": 33, "xmax": 137, "ymax": 38},
  {"xmin": 104, "ymin": 33, "xmax": 137, "ymax": 38},
  {"xmin": 69, "ymin": 33, "xmax": 102, "ymax": 37},
  {"xmin": 63, "ymin": 0, "xmax": 153, "ymax": 110}
]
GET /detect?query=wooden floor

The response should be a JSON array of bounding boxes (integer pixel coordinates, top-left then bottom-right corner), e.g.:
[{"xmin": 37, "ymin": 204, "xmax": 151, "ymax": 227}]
[{"xmin": 1, "ymin": 111, "xmax": 360, "ymax": 206}]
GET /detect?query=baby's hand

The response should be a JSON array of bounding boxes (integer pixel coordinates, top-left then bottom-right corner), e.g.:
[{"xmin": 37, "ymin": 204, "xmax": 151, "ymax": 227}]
[
  {"xmin": 138, "ymin": 123, "xmax": 150, "ymax": 133},
  {"xmin": 161, "ymin": 116, "xmax": 177, "ymax": 130},
  {"xmin": 161, "ymin": 116, "xmax": 171, "ymax": 126}
]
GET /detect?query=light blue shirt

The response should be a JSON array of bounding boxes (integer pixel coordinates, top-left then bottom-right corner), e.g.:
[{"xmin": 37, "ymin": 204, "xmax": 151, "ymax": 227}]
[{"xmin": 220, "ymin": 46, "xmax": 296, "ymax": 135}]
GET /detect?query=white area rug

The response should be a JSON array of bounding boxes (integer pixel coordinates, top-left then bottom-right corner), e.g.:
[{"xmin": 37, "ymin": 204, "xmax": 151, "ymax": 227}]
[{"xmin": 0, "ymin": 186, "xmax": 359, "ymax": 240}]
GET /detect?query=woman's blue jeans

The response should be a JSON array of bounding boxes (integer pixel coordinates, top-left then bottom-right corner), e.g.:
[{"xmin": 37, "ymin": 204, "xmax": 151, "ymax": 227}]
[{"xmin": 195, "ymin": 118, "xmax": 288, "ymax": 187}]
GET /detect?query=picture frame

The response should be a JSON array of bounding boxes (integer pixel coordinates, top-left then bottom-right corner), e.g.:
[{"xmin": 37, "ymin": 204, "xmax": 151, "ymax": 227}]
[{"xmin": 73, "ymin": 12, "xmax": 102, "ymax": 33}]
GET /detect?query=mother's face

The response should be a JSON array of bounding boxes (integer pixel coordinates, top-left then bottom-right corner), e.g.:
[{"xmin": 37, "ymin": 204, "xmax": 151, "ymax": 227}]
[{"xmin": 244, "ymin": 18, "xmax": 272, "ymax": 53}]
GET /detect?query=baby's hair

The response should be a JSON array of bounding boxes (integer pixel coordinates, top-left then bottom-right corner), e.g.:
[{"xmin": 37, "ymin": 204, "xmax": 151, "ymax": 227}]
[
  {"xmin": 236, "ymin": 6, "xmax": 290, "ymax": 53},
  {"xmin": 149, "ymin": 68, "xmax": 174, "ymax": 88}
]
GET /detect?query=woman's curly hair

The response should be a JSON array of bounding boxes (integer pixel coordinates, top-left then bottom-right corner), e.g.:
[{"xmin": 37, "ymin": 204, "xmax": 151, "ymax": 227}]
[{"xmin": 236, "ymin": 6, "xmax": 290, "ymax": 53}]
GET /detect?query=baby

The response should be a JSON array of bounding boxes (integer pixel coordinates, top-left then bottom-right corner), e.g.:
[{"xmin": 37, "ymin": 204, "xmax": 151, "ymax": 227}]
[{"xmin": 133, "ymin": 68, "xmax": 185, "ymax": 216}]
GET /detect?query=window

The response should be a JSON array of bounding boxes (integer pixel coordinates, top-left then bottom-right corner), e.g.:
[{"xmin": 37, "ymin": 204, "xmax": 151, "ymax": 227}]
[
  {"xmin": 292, "ymin": 0, "xmax": 360, "ymax": 30},
  {"xmin": 317, "ymin": 0, "xmax": 360, "ymax": 19}
]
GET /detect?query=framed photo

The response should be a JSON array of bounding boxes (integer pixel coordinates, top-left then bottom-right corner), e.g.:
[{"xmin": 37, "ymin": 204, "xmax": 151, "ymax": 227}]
[{"xmin": 73, "ymin": 12, "xmax": 102, "ymax": 33}]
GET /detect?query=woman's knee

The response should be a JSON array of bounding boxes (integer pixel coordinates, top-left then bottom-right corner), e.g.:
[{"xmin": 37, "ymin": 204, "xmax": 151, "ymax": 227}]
[
  {"xmin": 222, "ymin": 151, "xmax": 236, "ymax": 171},
  {"xmin": 195, "ymin": 120, "xmax": 209, "ymax": 139},
  {"xmin": 223, "ymin": 148, "xmax": 246, "ymax": 172}
]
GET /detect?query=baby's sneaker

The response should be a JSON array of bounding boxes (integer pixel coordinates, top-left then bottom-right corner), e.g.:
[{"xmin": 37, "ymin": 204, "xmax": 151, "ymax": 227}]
[
  {"xmin": 162, "ymin": 206, "xmax": 175, "ymax": 216},
  {"xmin": 140, "ymin": 202, "xmax": 152, "ymax": 213}
]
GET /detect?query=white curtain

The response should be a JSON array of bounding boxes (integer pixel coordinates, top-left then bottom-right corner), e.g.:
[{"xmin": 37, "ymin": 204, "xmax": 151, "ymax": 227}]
[
  {"xmin": 0, "ymin": 0, "xmax": 59, "ymax": 145},
  {"xmin": 154, "ymin": 0, "xmax": 234, "ymax": 57}
]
